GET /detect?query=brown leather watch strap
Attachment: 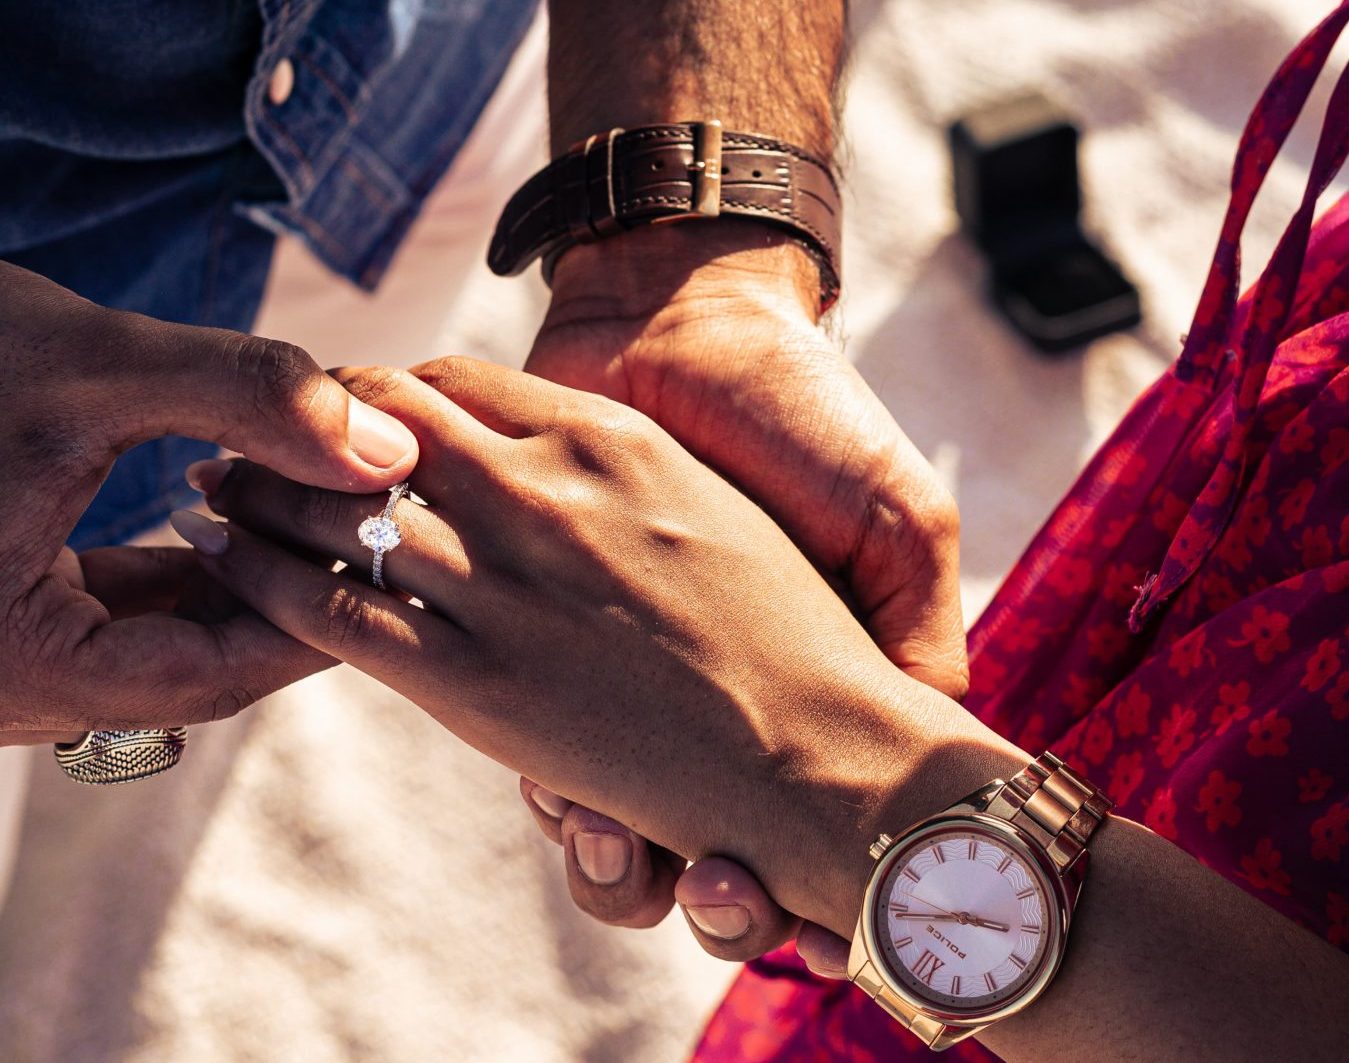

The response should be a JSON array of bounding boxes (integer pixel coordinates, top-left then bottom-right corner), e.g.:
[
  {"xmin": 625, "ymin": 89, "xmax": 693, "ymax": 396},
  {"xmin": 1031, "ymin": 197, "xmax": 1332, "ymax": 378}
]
[{"xmin": 487, "ymin": 121, "xmax": 843, "ymax": 312}]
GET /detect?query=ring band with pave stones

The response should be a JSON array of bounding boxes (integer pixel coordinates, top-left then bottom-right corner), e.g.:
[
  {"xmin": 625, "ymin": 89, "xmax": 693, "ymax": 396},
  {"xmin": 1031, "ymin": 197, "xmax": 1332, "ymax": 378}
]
[
  {"xmin": 54, "ymin": 728, "xmax": 188, "ymax": 785},
  {"xmin": 358, "ymin": 482, "xmax": 409, "ymax": 589}
]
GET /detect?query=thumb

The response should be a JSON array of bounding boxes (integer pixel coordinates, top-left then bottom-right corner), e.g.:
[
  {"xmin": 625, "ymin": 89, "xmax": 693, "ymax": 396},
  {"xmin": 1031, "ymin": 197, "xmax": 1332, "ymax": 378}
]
[{"xmin": 104, "ymin": 310, "xmax": 418, "ymax": 493}]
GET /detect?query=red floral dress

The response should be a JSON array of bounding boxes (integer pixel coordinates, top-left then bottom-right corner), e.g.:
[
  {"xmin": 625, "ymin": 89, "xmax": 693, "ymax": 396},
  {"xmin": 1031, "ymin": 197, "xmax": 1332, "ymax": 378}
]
[{"xmin": 693, "ymin": 5, "xmax": 1349, "ymax": 1060}]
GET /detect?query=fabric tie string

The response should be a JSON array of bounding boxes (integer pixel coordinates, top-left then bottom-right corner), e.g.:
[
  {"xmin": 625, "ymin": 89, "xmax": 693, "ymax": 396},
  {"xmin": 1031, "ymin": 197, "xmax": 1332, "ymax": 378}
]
[{"xmin": 1131, "ymin": 0, "xmax": 1349, "ymax": 630}]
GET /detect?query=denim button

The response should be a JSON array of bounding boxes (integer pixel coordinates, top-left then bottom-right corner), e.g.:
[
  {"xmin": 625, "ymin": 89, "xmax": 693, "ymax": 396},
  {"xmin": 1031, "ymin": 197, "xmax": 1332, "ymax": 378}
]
[{"xmin": 267, "ymin": 58, "xmax": 295, "ymax": 105}]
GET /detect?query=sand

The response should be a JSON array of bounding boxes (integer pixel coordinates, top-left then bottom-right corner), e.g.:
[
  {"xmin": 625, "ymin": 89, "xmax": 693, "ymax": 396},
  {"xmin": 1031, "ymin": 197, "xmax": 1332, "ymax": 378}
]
[{"xmin": 0, "ymin": 1, "xmax": 1340, "ymax": 1059}]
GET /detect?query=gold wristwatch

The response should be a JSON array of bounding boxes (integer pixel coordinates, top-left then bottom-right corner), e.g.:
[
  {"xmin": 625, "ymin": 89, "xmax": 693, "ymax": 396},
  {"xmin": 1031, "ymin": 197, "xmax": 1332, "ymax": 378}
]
[{"xmin": 847, "ymin": 752, "xmax": 1112, "ymax": 1051}]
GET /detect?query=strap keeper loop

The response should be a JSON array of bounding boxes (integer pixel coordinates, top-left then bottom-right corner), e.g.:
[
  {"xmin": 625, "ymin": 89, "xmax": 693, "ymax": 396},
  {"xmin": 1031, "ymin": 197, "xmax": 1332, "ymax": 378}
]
[
  {"xmin": 566, "ymin": 127, "xmax": 625, "ymax": 245},
  {"xmin": 690, "ymin": 120, "xmax": 724, "ymax": 216}
]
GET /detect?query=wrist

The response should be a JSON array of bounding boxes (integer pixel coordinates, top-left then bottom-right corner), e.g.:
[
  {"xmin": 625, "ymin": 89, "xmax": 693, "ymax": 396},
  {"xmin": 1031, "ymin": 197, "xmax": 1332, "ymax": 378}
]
[
  {"xmin": 774, "ymin": 676, "xmax": 1028, "ymax": 938},
  {"xmin": 546, "ymin": 218, "xmax": 825, "ymax": 327}
]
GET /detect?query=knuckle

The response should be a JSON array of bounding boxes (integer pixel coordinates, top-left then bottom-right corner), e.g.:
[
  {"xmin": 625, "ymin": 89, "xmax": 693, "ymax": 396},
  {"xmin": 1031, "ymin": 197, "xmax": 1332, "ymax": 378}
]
[
  {"xmin": 4, "ymin": 577, "xmax": 98, "ymax": 669},
  {"xmin": 339, "ymin": 365, "xmax": 409, "ymax": 409},
  {"xmin": 295, "ymin": 482, "xmax": 348, "ymax": 540},
  {"xmin": 236, "ymin": 335, "xmax": 321, "ymax": 423},
  {"xmin": 207, "ymin": 687, "xmax": 260, "ymax": 724},
  {"xmin": 408, "ymin": 355, "xmax": 469, "ymax": 396},
  {"xmin": 13, "ymin": 421, "xmax": 104, "ymax": 488},
  {"xmin": 318, "ymin": 585, "xmax": 373, "ymax": 650},
  {"xmin": 556, "ymin": 404, "xmax": 657, "ymax": 475},
  {"xmin": 920, "ymin": 481, "xmax": 961, "ymax": 545},
  {"xmin": 859, "ymin": 459, "xmax": 959, "ymax": 577}
]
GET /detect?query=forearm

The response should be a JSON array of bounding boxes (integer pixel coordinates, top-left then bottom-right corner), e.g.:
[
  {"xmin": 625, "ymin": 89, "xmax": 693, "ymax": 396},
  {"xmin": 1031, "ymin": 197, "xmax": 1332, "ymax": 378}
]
[
  {"xmin": 546, "ymin": 0, "xmax": 845, "ymax": 157},
  {"xmin": 542, "ymin": 0, "xmax": 845, "ymax": 317},
  {"xmin": 982, "ymin": 816, "xmax": 1349, "ymax": 1060},
  {"xmin": 794, "ymin": 689, "xmax": 1349, "ymax": 1061}
]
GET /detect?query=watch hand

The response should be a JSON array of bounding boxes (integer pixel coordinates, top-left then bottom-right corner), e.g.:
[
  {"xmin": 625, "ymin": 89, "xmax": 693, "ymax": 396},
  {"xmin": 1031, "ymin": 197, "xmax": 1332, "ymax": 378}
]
[
  {"xmin": 893, "ymin": 912, "xmax": 962, "ymax": 921},
  {"xmin": 907, "ymin": 896, "xmax": 1011, "ymax": 932},
  {"xmin": 908, "ymin": 894, "xmax": 961, "ymax": 918}
]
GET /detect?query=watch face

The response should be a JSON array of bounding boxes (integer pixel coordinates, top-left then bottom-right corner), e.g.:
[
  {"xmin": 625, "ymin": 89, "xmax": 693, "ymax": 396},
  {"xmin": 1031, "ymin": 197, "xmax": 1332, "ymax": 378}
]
[{"xmin": 872, "ymin": 824, "xmax": 1056, "ymax": 1016}]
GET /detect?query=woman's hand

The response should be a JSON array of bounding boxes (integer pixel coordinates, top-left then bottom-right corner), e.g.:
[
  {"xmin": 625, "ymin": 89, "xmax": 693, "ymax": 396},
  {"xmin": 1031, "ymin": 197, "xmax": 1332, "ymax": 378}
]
[
  {"xmin": 175, "ymin": 362, "xmax": 1349, "ymax": 1063},
  {"xmin": 181, "ymin": 357, "xmax": 1022, "ymax": 937},
  {"xmin": 0, "ymin": 262, "xmax": 418, "ymax": 745}
]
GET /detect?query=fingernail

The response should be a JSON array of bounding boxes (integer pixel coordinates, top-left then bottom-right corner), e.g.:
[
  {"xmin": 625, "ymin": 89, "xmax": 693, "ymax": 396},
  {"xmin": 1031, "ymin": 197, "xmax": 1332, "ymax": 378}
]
[
  {"xmin": 684, "ymin": 904, "xmax": 752, "ymax": 941},
  {"xmin": 573, "ymin": 831, "xmax": 631, "ymax": 885},
  {"xmin": 169, "ymin": 510, "xmax": 230, "ymax": 556},
  {"xmin": 185, "ymin": 458, "xmax": 232, "ymax": 496},
  {"xmin": 347, "ymin": 397, "xmax": 417, "ymax": 469},
  {"xmin": 529, "ymin": 786, "xmax": 571, "ymax": 820}
]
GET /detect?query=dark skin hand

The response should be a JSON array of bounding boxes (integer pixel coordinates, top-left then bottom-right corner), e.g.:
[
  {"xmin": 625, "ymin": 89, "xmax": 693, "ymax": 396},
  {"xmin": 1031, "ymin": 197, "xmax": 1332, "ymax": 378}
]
[{"xmin": 0, "ymin": 261, "xmax": 417, "ymax": 747}]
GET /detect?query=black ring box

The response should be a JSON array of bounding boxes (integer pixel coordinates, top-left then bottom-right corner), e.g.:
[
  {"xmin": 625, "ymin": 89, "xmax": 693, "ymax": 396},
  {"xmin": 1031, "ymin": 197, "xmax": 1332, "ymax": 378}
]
[{"xmin": 950, "ymin": 93, "xmax": 1141, "ymax": 352}]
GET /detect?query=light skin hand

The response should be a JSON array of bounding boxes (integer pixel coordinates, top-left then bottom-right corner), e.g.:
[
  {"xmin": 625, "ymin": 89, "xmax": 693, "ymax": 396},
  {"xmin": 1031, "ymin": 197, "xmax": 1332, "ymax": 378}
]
[
  {"xmin": 0, "ymin": 261, "xmax": 418, "ymax": 745},
  {"xmin": 526, "ymin": 0, "xmax": 960, "ymax": 958},
  {"xmin": 179, "ymin": 359, "xmax": 1349, "ymax": 1060},
  {"xmin": 183, "ymin": 357, "xmax": 1005, "ymax": 922},
  {"xmin": 522, "ymin": 224, "xmax": 968, "ymax": 963}
]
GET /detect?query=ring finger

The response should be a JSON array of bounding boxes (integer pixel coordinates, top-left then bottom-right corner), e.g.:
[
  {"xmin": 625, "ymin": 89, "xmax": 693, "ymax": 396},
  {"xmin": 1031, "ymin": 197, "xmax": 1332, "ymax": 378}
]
[{"xmin": 191, "ymin": 457, "xmax": 475, "ymax": 617}]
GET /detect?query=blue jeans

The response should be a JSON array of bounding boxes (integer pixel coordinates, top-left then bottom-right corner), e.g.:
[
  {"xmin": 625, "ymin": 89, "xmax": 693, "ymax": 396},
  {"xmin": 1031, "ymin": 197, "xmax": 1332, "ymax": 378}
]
[{"xmin": 0, "ymin": 0, "xmax": 538, "ymax": 549}]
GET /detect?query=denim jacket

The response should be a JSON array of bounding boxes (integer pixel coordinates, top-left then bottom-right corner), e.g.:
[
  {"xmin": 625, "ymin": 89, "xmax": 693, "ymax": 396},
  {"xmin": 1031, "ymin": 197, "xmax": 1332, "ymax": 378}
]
[{"xmin": 0, "ymin": 0, "xmax": 537, "ymax": 548}]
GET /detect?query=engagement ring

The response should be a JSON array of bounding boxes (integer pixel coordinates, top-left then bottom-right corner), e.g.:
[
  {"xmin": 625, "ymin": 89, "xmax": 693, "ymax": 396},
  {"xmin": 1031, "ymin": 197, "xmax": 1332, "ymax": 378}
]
[{"xmin": 359, "ymin": 482, "xmax": 409, "ymax": 589}]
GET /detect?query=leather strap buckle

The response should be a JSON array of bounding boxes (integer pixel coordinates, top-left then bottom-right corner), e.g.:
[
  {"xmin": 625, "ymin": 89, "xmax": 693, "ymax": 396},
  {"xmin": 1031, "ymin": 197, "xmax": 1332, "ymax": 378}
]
[
  {"xmin": 490, "ymin": 120, "xmax": 843, "ymax": 314},
  {"xmin": 649, "ymin": 119, "xmax": 724, "ymax": 225}
]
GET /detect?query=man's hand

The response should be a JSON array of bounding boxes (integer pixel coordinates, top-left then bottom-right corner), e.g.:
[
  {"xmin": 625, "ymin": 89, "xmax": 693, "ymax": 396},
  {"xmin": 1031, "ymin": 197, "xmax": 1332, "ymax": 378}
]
[
  {"xmin": 532, "ymin": 223, "xmax": 968, "ymax": 693},
  {"xmin": 0, "ymin": 261, "xmax": 418, "ymax": 744},
  {"xmin": 531, "ymin": 0, "xmax": 944, "ymax": 967},
  {"xmin": 516, "ymin": 222, "xmax": 967, "ymax": 964}
]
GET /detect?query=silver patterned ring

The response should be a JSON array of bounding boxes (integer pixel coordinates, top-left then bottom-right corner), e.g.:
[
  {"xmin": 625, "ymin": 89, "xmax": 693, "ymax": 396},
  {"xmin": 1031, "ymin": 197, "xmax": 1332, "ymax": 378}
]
[
  {"xmin": 358, "ymin": 482, "xmax": 409, "ymax": 589},
  {"xmin": 54, "ymin": 728, "xmax": 188, "ymax": 785}
]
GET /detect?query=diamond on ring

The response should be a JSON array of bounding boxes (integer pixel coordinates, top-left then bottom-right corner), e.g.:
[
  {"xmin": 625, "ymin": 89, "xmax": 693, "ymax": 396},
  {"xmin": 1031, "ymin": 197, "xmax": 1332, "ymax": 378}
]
[
  {"xmin": 357, "ymin": 515, "xmax": 401, "ymax": 553},
  {"xmin": 361, "ymin": 482, "xmax": 409, "ymax": 589}
]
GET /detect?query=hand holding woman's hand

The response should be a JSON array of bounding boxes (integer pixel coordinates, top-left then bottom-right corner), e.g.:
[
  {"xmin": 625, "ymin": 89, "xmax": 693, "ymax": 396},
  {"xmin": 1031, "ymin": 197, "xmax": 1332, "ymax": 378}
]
[
  {"xmin": 529, "ymin": 224, "xmax": 969, "ymax": 699},
  {"xmin": 0, "ymin": 262, "xmax": 418, "ymax": 745},
  {"xmin": 184, "ymin": 358, "xmax": 1023, "ymax": 939},
  {"xmin": 519, "ymin": 224, "xmax": 970, "ymax": 963}
]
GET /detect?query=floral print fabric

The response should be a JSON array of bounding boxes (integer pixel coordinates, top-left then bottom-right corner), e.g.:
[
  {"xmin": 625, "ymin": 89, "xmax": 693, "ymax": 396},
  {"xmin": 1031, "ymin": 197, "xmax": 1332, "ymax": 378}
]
[{"xmin": 692, "ymin": 5, "xmax": 1349, "ymax": 1060}]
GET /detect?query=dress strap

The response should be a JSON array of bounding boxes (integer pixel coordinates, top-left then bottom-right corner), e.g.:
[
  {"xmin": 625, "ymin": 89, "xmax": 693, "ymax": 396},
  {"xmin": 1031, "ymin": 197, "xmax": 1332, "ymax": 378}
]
[
  {"xmin": 1132, "ymin": 0, "xmax": 1349, "ymax": 629},
  {"xmin": 1178, "ymin": 0, "xmax": 1349, "ymax": 378}
]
